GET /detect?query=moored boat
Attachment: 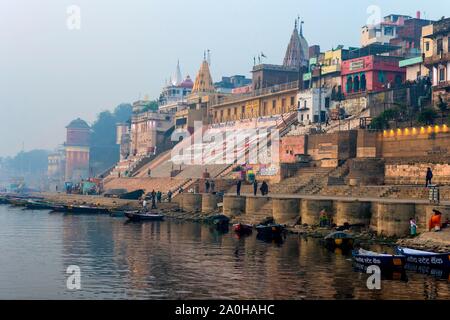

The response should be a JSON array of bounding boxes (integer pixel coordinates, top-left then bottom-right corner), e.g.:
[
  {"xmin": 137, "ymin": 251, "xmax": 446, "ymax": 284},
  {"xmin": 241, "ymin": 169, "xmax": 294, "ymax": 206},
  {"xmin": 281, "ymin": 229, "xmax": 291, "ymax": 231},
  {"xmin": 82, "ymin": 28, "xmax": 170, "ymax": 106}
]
[
  {"xmin": 256, "ymin": 223, "xmax": 284, "ymax": 238},
  {"xmin": 352, "ymin": 248, "xmax": 406, "ymax": 269},
  {"xmin": 396, "ymin": 247, "xmax": 450, "ymax": 269},
  {"xmin": 233, "ymin": 223, "xmax": 253, "ymax": 234},
  {"xmin": 25, "ymin": 200, "xmax": 57, "ymax": 210},
  {"xmin": 125, "ymin": 211, "xmax": 164, "ymax": 222},
  {"xmin": 61, "ymin": 204, "xmax": 111, "ymax": 214},
  {"xmin": 324, "ymin": 231, "xmax": 354, "ymax": 248}
]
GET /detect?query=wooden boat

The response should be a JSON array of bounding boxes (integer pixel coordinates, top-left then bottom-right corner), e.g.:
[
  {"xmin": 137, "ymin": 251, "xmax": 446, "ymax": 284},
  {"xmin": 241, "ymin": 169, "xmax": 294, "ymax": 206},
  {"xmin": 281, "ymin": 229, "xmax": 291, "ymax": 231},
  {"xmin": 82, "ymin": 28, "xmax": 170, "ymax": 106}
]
[
  {"xmin": 324, "ymin": 231, "xmax": 354, "ymax": 248},
  {"xmin": 233, "ymin": 223, "xmax": 253, "ymax": 234},
  {"xmin": 62, "ymin": 204, "xmax": 111, "ymax": 214},
  {"xmin": 205, "ymin": 215, "xmax": 230, "ymax": 229},
  {"xmin": 119, "ymin": 189, "xmax": 145, "ymax": 200},
  {"xmin": 125, "ymin": 211, "xmax": 164, "ymax": 222},
  {"xmin": 396, "ymin": 247, "xmax": 450, "ymax": 269},
  {"xmin": 256, "ymin": 223, "xmax": 284, "ymax": 238},
  {"xmin": 25, "ymin": 200, "xmax": 57, "ymax": 210},
  {"xmin": 352, "ymin": 248, "xmax": 406, "ymax": 269},
  {"xmin": 353, "ymin": 262, "xmax": 408, "ymax": 282}
]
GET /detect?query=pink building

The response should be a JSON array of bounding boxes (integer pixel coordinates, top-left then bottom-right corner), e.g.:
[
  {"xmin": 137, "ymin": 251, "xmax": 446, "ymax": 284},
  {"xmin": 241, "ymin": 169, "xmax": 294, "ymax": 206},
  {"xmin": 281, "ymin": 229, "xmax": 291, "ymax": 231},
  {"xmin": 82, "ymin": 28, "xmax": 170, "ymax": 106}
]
[{"xmin": 341, "ymin": 55, "xmax": 405, "ymax": 95}]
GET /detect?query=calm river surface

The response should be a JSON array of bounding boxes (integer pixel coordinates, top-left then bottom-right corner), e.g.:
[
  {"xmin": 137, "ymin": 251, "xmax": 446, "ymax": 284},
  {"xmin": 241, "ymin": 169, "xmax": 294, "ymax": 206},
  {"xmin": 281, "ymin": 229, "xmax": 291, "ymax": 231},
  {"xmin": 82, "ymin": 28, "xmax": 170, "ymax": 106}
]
[{"xmin": 0, "ymin": 205, "xmax": 448, "ymax": 300}]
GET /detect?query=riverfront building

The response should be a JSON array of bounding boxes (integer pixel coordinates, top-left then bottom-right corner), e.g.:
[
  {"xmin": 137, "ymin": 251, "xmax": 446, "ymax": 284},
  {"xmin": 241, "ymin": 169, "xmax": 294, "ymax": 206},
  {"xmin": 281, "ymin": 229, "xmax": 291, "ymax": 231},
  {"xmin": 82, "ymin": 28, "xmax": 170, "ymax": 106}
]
[{"xmin": 64, "ymin": 118, "xmax": 90, "ymax": 182}]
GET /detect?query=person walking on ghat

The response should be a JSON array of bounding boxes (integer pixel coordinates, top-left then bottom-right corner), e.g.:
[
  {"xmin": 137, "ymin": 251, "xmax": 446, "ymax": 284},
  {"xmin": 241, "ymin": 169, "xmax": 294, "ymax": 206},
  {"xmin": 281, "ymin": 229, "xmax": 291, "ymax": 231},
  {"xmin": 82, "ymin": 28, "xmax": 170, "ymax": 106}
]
[
  {"xmin": 157, "ymin": 191, "xmax": 162, "ymax": 203},
  {"xmin": 210, "ymin": 180, "xmax": 215, "ymax": 193},
  {"xmin": 409, "ymin": 217, "xmax": 417, "ymax": 236},
  {"xmin": 151, "ymin": 190, "xmax": 157, "ymax": 209},
  {"xmin": 205, "ymin": 180, "xmax": 210, "ymax": 193},
  {"xmin": 426, "ymin": 168, "xmax": 433, "ymax": 187},
  {"xmin": 142, "ymin": 199, "xmax": 148, "ymax": 212},
  {"xmin": 236, "ymin": 180, "xmax": 242, "ymax": 196},
  {"xmin": 260, "ymin": 181, "xmax": 268, "ymax": 196},
  {"xmin": 167, "ymin": 190, "xmax": 173, "ymax": 203},
  {"xmin": 253, "ymin": 180, "xmax": 258, "ymax": 196}
]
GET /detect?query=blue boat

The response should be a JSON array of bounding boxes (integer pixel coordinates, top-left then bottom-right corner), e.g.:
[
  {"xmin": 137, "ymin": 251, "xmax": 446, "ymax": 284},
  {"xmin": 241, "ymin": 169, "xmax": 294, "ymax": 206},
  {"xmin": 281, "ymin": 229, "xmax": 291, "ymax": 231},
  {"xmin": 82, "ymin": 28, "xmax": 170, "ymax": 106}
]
[
  {"xmin": 396, "ymin": 247, "xmax": 450, "ymax": 269},
  {"xmin": 352, "ymin": 248, "xmax": 406, "ymax": 270}
]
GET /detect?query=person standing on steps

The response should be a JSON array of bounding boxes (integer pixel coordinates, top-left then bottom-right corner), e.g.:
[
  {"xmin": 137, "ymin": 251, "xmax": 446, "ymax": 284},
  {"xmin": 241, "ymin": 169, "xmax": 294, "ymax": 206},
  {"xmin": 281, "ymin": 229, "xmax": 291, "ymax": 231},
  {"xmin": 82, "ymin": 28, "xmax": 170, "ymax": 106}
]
[
  {"xmin": 167, "ymin": 190, "xmax": 172, "ymax": 203},
  {"xmin": 205, "ymin": 180, "xmax": 210, "ymax": 193},
  {"xmin": 260, "ymin": 181, "xmax": 268, "ymax": 196},
  {"xmin": 151, "ymin": 190, "xmax": 157, "ymax": 209},
  {"xmin": 426, "ymin": 167, "xmax": 433, "ymax": 187},
  {"xmin": 236, "ymin": 180, "xmax": 242, "ymax": 196},
  {"xmin": 253, "ymin": 180, "xmax": 258, "ymax": 196},
  {"xmin": 210, "ymin": 180, "xmax": 215, "ymax": 193}
]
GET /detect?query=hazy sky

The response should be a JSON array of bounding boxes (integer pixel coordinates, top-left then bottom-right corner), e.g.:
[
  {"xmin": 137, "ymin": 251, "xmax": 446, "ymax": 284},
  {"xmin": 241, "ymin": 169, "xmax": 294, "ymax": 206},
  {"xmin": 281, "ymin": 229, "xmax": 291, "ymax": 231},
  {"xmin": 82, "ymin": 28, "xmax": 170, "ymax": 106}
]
[{"xmin": 0, "ymin": 0, "xmax": 446, "ymax": 156}]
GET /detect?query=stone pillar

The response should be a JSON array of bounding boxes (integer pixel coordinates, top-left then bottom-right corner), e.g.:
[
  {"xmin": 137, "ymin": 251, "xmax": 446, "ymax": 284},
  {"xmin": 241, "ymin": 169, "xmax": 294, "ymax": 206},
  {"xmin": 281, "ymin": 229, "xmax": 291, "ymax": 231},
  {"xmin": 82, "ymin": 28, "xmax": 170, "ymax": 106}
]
[
  {"xmin": 181, "ymin": 193, "xmax": 202, "ymax": 212},
  {"xmin": 223, "ymin": 195, "xmax": 246, "ymax": 216},
  {"xmin": 272, "ymin": 198, "xmax": 301, "ymax": 224},
  {"xmin": 334, "ymin": 200, "xmax": 372, "ymax": 226},
  {"xmin": 300, "ymin": 199, "xmax": 333, "ymax": 226},
  {"xmin": 245, "ymin": 197, "xmax": 272, "ymax": 216},
  {"xmin": 375, "ymin": 202, "xmax": 415, "ymax": 237},
  {"xmin": 201, "ymin": 194, "xmax": 223, "ymax": 214}
]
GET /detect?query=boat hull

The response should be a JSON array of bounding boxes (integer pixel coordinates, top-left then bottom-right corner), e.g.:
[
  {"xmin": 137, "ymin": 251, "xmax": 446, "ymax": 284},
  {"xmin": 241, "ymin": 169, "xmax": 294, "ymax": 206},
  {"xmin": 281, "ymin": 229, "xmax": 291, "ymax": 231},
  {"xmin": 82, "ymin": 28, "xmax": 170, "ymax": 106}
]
[
  {"xmin": 125, "ymin": 211, "xmax": 164, "ymax": 222},
  {"xmin": 396, "ymin": 247, "xmax": 450, "ymax": 269},
  {"xmin": 352, "ymin": 250, "xmax": 406, "ymax": 270}
]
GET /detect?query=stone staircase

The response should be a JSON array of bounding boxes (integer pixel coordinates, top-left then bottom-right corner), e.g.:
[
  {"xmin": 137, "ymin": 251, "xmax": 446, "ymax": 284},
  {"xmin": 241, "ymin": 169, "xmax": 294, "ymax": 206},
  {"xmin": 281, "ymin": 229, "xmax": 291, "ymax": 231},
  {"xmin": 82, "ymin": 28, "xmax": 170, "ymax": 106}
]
[
  {"xmin": 236, "ymin": 200, "xmax": 273, "ymax": 226},
  {"xmin": 271, "ymin": 167, "xmax": 334, "ymax": 195}
]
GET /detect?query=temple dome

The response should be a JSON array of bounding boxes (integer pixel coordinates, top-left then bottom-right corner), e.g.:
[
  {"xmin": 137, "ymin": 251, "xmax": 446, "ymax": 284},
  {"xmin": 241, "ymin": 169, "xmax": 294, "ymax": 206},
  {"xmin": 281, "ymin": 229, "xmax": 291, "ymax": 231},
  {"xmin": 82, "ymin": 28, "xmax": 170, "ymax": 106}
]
[
  {"xmin": 179, "ymin": 75, "xmax": 194, "ymax": 88},
  {"xmin": 66, "ymin": 118, "xmax": 90, "ymax": 129}
]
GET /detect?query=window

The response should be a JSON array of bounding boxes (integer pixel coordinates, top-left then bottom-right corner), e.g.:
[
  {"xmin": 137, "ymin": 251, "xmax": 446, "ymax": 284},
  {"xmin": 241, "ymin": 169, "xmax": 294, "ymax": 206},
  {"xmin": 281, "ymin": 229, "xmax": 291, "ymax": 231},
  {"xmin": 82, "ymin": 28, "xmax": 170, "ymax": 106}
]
[
  {"xmin": 272, "ymin": 100, "xmax": 276, "ymax": 110},
  {"xmin": 439, "ymin": 68, "xmax": 446, "ymax": 82},
  {"xmin": 241, "ymin": 106, "xmax": 245, "ymax": 115},
  {"xmin": 437, "ymin": 38, "xmax": 443, "ymax": 53},
  {"xmin": 384, "ymin": 26, "xmax": 394, "ymax": 36},
  {"xmin": 448, "ymin": 37, "xmax": 450, "ymax": 52},
  {"xmin": 234, "ymin": 107, "xmax": 237, "ymax": 115},
  {"xmin": 290, "ymin": 96, "xmax": 295, "ymax": 106},
  {"xmin": 426, "ymin": 42, "xmax": 430, "ymax": 52}
]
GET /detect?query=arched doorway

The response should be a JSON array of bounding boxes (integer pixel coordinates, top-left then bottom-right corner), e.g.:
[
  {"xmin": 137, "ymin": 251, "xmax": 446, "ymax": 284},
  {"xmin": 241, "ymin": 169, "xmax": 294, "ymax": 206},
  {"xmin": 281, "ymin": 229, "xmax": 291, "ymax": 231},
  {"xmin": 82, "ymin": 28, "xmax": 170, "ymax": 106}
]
[
  {"xmin": 354, "ymin": 75, "xmax": 360, "ymax": 92},
  {"xmin": 361, "ymin": 74, "xmax": 367, "ymax": 91},
  {"xmin": 346, "ymin": 76, "xmax": 353, "ymax": 94}
]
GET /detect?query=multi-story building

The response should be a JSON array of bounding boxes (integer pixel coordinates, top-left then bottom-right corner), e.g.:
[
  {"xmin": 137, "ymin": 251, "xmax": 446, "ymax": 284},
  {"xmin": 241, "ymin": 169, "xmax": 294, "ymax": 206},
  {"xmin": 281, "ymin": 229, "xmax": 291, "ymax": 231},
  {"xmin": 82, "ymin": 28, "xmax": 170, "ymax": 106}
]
[
  {"xmin": 129, "ymin": 107, "xmax": 173, "ymax": 157},
  {"xmin": 214, "ymin": 75, "xmax": 252, "ymax": 93},
  {"xmin": 361, "ymin": 14, "xmax": 412, "ymax": 47},
  {"xmin": 64, "ymin": 118, "xmax": 90, "ymax": 182},
  {"xmin": 423, "ymin": 18, "xmax": 450, "ymax": 104},
  {"xmin": 158, "ymin": 61, "xmax": 194, "ymax": 113},
  {"xmin": 297, "ymin": 88, "xmax": 332, "ymax": 125},
  {"xmin": 341, "ymin": 44, "xmax": 406, "ymax": 96},
  {"xmin": 47, "ymin": 145, "xmax": 66, "ymax": 191}
]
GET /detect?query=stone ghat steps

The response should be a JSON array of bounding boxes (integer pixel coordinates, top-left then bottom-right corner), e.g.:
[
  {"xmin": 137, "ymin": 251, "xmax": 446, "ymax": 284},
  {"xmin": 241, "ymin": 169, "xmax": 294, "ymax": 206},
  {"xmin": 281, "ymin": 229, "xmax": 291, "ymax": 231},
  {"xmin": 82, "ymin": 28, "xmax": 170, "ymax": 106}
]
[{"xmin": 104, "ymin": 177, "xmax": 187, "ymax": 194}]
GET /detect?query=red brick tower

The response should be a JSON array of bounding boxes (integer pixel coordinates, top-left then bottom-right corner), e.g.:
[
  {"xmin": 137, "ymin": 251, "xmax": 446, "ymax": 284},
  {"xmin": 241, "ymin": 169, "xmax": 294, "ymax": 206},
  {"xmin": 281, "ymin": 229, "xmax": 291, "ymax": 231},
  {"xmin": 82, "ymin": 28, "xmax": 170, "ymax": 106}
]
[{"xmin": 64, "ymin": 118, "xmax": 90, "ymax": 182}]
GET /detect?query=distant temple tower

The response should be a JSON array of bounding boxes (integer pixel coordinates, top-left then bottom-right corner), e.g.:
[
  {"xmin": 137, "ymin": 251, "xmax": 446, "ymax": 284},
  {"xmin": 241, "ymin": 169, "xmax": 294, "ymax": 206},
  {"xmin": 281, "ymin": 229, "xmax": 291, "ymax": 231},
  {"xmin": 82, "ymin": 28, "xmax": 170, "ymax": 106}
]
[
  {"xmin": 64, "ymin": 118, "xmax": 90, "ymax": 182},
  {"xmin": 191, "ymin": 54, "xmax": 215, "ymax": 95},
  {"xmin": 283, "ymin": 19, "xmax": 309, "ymax": 69}
]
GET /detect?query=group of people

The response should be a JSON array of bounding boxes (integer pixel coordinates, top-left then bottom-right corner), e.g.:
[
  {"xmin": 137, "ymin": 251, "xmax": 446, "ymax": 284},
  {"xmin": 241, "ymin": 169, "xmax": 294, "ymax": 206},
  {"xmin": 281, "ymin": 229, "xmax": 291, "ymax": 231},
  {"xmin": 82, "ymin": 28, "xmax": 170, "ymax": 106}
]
[
  {"xmin": 204, "ymin": 180, "xmax": 216, "ymax": 193},
  {"xmin": 235, "ymin": 179, "xmax": 269, "ymax": 196},
  {"xmin": 141, "ymin": 189, "xmax": 174, "ymax": 211},
  {"xmin": 408, "ymin": 209, "xmax": 449, "ymax": 236}
]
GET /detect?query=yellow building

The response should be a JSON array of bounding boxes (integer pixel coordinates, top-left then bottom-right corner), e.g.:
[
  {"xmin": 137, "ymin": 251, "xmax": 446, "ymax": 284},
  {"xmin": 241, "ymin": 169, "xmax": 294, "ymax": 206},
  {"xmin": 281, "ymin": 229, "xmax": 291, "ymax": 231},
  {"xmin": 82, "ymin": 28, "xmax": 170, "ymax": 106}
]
[{"xmin": 210, "ymin": 81, "xmax": 299, "ymax": 124}]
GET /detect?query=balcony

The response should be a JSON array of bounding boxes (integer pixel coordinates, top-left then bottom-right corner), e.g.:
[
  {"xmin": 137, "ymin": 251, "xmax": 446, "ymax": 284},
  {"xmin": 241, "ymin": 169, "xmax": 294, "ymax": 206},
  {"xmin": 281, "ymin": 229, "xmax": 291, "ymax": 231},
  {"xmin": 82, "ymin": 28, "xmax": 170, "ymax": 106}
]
[
  {"xmin": 424, "ymin": 51, "xmax": 450, "ymax": 66},
  {"xmin": 215, "ymin": 81, "xmax": 300, "ymax": 106}
]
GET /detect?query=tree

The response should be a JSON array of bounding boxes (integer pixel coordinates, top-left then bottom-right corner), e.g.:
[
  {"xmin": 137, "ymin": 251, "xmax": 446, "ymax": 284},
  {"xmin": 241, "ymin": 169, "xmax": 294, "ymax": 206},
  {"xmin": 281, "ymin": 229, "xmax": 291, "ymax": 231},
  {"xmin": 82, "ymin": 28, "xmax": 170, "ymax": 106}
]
[
  {"xmin": 437, "ymin": 96, "xmax": 448, "ymax": 124},
  {"xmin": 89, "ymin": 103, "xmax": 132, "ymax": 175},
  {"xmin": 417, "ymin": 107, "xmax": 437, "ymax": 125},
  {"xmin": 141, "ymin": 100, "xmax": 159, "ymax": 112}
]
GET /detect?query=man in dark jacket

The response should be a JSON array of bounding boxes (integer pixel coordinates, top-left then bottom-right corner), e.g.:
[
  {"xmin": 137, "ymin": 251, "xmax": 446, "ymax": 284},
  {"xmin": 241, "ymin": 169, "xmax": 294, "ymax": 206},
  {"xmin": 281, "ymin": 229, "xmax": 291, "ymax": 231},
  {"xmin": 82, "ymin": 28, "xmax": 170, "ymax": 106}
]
[
  {"xmin": 236, "ymin": 180, "xmax": 242, "ymax": 196},
  {"xmin": 426, "ymin": 168, "xmax": 433, "ymax": 187},
  {"xmin": 253, "ymin": 180, "xmax": 258, "ymax": 196}
]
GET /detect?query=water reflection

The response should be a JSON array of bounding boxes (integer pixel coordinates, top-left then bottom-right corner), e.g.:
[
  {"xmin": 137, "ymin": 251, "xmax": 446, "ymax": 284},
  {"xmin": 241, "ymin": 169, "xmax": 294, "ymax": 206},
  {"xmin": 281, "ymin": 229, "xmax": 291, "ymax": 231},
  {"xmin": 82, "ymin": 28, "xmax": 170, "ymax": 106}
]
[{"xmin": 0, "ymin": 205, "xmax": 448, "ymax": 300}]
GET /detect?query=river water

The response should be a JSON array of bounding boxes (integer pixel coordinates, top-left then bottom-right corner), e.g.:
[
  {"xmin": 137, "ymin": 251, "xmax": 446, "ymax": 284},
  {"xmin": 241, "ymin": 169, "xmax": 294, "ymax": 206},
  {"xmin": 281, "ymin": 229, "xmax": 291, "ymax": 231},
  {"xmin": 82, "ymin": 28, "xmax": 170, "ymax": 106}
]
[{"xmin": 0, "ymin": 205, "xmax": 448, "ymax": 300}]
